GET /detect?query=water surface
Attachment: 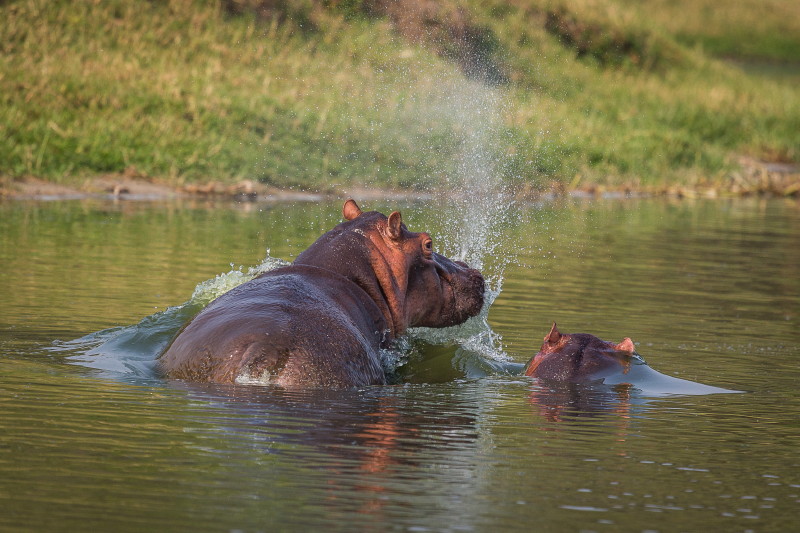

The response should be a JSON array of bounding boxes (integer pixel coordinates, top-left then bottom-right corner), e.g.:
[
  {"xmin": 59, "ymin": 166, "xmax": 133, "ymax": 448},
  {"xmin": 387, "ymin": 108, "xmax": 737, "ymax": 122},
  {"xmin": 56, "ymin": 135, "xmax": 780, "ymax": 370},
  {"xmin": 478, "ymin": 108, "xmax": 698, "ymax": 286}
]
[{"xmin": 1, "ymin": 197, "xmax": 798, "ymax": 532}]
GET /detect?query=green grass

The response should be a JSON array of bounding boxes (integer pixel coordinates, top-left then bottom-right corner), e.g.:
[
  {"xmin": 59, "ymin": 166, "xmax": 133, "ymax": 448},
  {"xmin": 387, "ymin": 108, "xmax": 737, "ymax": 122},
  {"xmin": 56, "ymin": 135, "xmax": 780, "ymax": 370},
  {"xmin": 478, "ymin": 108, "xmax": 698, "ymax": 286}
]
[
  {"xmin": 470, "ymin": 0, "xmax": 800, "ymax": 188},
  {"xmin": 1, "ymin": 0, "xmax": 472, "ymax": 190},
  {"xmin": 614, "ymin": 0, "xmax": 800, "ymax": 62},
  {"xmin": 1, "ymin": 0, "xmax": 798, "ymax": 192}
]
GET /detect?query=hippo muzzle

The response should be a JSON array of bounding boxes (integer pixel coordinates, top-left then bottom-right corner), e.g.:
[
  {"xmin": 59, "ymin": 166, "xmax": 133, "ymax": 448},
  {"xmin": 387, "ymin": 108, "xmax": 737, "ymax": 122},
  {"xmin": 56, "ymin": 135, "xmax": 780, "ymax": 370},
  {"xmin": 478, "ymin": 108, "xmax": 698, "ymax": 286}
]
[{"xmin": 433, "ymin": 254, "xmax": 485, "ymax": 326}]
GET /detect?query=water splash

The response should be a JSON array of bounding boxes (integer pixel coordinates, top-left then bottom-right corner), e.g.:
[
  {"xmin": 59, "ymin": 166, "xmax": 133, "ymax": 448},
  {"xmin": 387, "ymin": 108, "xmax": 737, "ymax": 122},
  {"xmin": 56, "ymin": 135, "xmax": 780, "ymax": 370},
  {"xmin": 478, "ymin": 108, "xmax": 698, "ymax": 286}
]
[
  {"xmin": 438, "ymin": 79, "xmax": 516, "ymax": 275},
  {"xmin": 408, "ymin": 278, "xmax": 503, "ymax": 358},
  {"xmin": 50, "ymin": 252, "xmax": 288, "ymax": 380},
  {"xmin": 406, "ymin": 77, "xmax": 517, "ymax": 367},
  {"xmin": 187, "ymin": 253, "xmax": 289, "ymax": 307}
]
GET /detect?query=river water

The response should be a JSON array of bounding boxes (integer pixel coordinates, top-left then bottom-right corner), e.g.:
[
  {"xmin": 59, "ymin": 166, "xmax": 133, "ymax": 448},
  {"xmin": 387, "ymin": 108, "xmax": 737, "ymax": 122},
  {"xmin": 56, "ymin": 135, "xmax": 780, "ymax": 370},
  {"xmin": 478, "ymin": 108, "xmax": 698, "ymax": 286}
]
[{"xmin": 1, "ymin": 197, "xmax": 798, "ymax": 532}]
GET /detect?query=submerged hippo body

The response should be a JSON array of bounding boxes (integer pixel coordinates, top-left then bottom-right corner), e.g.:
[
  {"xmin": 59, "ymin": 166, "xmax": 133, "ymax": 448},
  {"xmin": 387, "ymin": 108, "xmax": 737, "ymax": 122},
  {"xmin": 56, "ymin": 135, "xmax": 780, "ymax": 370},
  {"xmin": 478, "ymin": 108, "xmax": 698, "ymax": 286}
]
[
  {"xmin": 159, "ymin": 200, "xmax": 485, "ymax": 388},
  {"xmin": 525, "ymin": 323, "xmax": 737, "ymax": 395}
]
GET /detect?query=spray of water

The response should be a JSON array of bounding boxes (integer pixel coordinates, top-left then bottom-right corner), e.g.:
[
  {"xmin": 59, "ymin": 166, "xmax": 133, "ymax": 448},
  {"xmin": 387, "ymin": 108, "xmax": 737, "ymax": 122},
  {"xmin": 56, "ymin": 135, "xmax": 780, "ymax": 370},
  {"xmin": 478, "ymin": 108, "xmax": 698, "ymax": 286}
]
[
  {"xmin": 50, "ymin": 253, "xmax": 288, "ymax": 380},
  {"xmin": 439, "ymin": 80, "xmax": 514, "ymax": 271},
  {"xmin": 401, "ymin": 75, "xmax": 517, "ymax": 368}
]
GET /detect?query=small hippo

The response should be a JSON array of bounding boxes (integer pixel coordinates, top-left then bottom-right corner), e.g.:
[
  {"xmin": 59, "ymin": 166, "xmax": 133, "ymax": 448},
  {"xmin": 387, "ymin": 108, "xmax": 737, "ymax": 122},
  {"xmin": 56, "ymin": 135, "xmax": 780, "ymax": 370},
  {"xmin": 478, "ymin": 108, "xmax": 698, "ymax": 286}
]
[
  {"xmin": 524, "ymin": 323, "xmax": 737, "ymax": 395},
  {"xmin": 159, "ymin": 199, "xmax": 485, "ymax": 388}
]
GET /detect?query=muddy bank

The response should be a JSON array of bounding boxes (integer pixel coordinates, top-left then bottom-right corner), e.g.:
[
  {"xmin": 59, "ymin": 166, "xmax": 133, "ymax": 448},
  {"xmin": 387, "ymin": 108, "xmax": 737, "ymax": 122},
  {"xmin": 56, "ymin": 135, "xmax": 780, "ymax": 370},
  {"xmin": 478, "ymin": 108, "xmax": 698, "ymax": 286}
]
[
  {"xmin": 0, "ymin": 174, "xmax": 434, "ymax": 203},
  {"xmin": 2, "ymin": 156, "xmax": 798, "ymax": 202}
]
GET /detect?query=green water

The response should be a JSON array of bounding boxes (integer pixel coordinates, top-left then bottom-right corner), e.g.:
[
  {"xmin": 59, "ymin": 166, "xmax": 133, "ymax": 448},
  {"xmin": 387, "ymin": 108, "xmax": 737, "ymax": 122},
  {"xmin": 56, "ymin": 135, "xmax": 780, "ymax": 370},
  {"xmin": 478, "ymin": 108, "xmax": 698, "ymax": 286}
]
[{"xmin": 1, "ymin": 197, "xmax": 798, "ymax": 532}]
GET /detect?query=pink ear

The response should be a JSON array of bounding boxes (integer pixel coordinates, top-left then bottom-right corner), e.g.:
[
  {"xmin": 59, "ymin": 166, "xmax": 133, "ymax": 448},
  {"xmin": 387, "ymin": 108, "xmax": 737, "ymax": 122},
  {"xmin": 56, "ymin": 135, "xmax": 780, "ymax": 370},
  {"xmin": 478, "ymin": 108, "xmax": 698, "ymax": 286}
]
[
  {"xmin": 544, "ymin": 322, "xmax": 562, "ymax": 344},
  {"xmin": 386, "ymin": 211, "xmax": 403, "ymax": 240},
  {"xmin": 615, "ymin": 337, "xmax": 635, "ymax": 352},
  {"xmin": 343, "ymin": 199, "xmax": 363, "ymax": 220}
]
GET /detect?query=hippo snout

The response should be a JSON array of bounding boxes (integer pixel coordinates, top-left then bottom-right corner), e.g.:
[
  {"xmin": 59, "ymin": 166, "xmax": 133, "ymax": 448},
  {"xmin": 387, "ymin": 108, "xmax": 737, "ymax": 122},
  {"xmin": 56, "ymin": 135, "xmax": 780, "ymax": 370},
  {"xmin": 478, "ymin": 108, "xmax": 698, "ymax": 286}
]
[
  {"xmin": 416, "ymin": 253, "xmax": 485, "ymax": 327},
  {"xmin": 447, "ymin": 260, "xmax": 486, "ymax": 318},
  {"xmin": 466, "ymin": 267, "xmax": 486, "ymax": 313}
]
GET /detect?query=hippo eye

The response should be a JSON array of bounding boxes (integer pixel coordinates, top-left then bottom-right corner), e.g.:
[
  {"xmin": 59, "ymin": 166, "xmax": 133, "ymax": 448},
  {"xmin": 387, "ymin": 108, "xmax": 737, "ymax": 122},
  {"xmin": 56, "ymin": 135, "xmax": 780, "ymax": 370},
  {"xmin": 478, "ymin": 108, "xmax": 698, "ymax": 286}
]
[{"xmin": 422, "ymin": 238, "xmax": 433, "ymax": 255}]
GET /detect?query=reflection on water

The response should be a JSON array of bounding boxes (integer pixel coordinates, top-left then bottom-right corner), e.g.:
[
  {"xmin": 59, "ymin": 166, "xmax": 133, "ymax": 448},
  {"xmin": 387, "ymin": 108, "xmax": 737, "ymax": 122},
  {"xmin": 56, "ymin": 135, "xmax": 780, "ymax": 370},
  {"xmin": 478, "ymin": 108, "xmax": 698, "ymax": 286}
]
[{"xmin": 1, "ymin": 197, "xmax": 799, "ymax": 532}]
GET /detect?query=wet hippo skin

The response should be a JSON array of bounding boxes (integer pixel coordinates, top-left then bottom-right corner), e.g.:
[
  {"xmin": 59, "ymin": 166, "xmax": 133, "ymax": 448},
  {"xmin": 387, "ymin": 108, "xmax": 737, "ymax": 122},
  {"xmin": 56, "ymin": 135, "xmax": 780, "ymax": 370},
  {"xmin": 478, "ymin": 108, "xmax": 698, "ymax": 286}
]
[
  {"xmin": 524, "ymin": 322, "xmax": 637, "ymax": 382},
  {"xmin": 159, "ymin": 200, "xmax": 485, "ymax": 388},
  {"xmin": 525, "ymin": 323, "xmax": 737, "ymax": 395}
]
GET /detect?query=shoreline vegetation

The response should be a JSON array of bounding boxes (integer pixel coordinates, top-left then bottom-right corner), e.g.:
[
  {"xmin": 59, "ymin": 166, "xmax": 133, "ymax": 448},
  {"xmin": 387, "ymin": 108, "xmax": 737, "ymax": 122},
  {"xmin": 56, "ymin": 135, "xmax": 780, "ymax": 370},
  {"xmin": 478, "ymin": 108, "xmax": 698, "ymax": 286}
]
[
  {"xmin": 2, "ymin": 0, "xmax": 799, "ymax": 199},
  {"xmin": 4, "ymin": 163, "xmax": 797, "ymax": 202}
]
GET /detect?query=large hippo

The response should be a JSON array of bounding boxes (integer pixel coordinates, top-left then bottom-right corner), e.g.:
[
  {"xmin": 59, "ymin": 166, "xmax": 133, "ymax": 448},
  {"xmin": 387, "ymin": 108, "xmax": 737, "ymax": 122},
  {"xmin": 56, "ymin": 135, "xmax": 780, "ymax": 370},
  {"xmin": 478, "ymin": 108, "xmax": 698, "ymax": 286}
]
[
  {"xmin": 524, "ymin": 323, "xmax": 737, "ymax": 395},
  {"xmin": 159, "ymin": 199, "xmax": 485, "ymax": 388}
]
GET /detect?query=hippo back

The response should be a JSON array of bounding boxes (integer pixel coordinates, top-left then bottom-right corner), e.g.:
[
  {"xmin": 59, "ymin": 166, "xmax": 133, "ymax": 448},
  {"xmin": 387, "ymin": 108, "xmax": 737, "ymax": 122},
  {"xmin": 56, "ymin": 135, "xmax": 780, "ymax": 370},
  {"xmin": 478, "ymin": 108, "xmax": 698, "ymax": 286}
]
[{"xmin": 159, "ymin": 266, "xmax": 389, "ymax": 387}]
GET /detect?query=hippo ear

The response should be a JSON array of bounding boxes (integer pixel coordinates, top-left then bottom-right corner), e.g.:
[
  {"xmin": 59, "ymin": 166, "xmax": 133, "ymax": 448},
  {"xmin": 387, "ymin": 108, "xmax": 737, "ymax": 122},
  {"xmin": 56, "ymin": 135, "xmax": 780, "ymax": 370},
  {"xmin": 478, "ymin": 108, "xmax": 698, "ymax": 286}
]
[
  {"xmin": 615, "ymin": 337, "xmax": 635, "ymax": 352},
  {"xmin": 343, "ymin": 199, "xmax": 363, "ymax": 221},
  {"xmin": 544, "ymin": 322, "xmax": 562, "ymax": 344},
  {"xmin": 386, "ymin": 211, "xmax": 403, "ymax": 240}
]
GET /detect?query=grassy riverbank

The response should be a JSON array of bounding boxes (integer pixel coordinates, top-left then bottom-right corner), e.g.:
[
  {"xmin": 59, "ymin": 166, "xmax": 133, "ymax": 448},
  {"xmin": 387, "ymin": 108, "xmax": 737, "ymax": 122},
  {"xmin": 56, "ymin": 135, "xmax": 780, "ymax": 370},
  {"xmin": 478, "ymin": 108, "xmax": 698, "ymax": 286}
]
[{"xmin": 1, "ymin": 0, "xmax": 798, "ymax": 195}]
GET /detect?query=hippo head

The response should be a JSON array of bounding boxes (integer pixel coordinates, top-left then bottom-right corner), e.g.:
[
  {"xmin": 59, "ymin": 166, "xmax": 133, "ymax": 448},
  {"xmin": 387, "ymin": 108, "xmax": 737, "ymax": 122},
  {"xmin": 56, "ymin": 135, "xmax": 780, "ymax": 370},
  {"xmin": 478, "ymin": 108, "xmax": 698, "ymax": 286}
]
[
  {"xmin": 524, "ymin": 323, "xmax": 636, "ymax": 381},
  {"xmin": 295, "ymin": 200, "xmax": 485, "ymax": 338}
]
